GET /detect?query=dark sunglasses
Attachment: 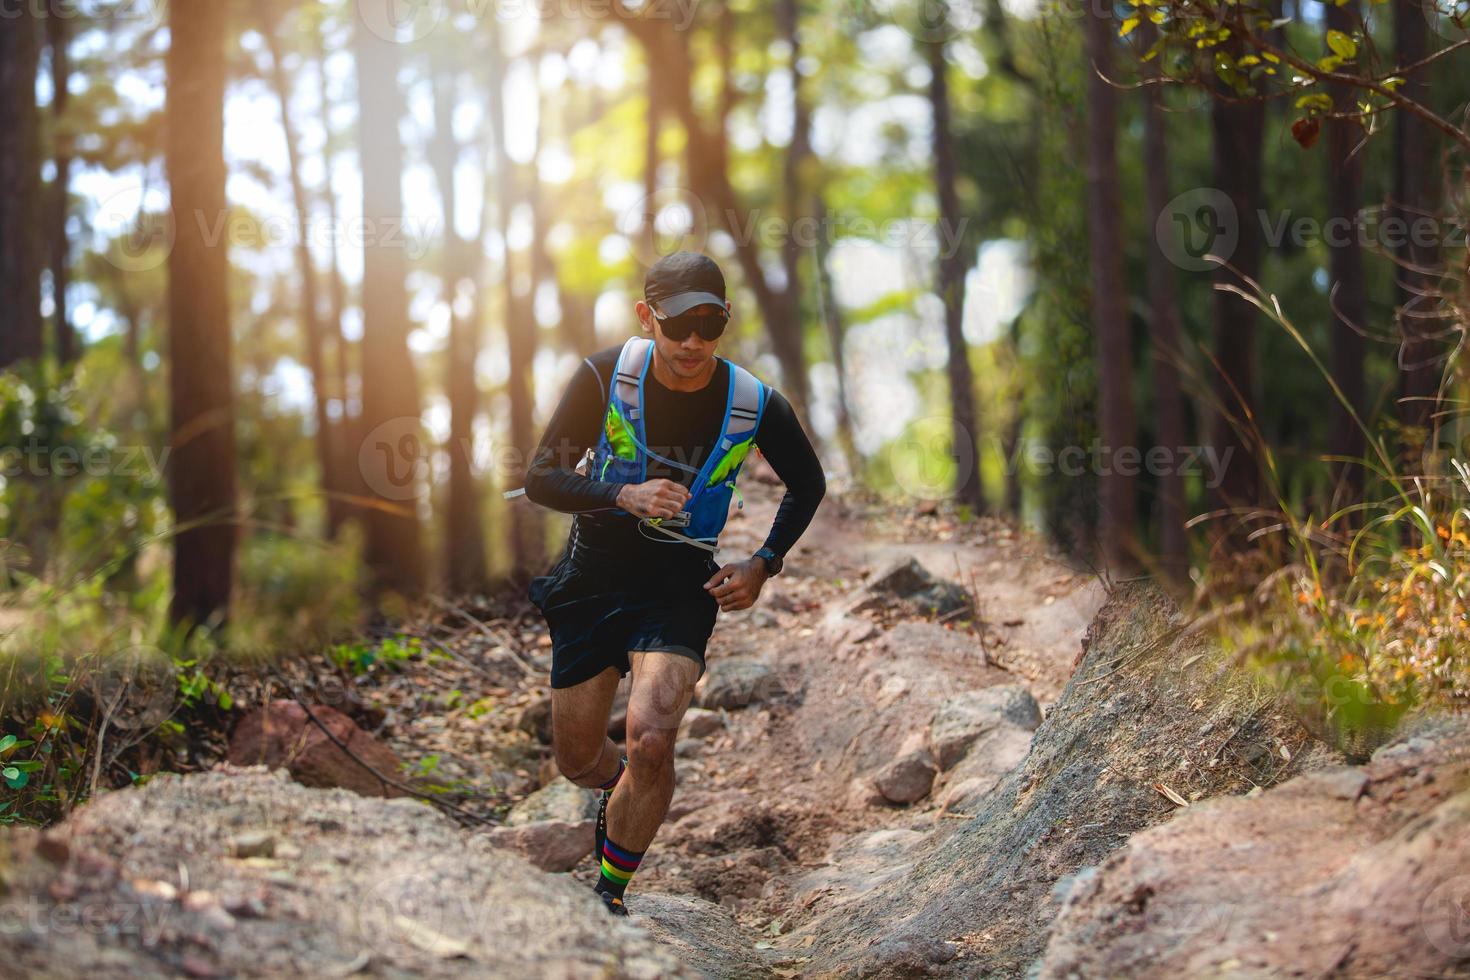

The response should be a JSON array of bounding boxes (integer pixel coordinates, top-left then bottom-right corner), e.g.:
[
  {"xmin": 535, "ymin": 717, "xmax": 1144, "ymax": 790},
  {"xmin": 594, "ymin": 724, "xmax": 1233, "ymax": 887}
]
[{"xmin": 652, "ymin": 305, "xmax": 729, "ymax": 343}]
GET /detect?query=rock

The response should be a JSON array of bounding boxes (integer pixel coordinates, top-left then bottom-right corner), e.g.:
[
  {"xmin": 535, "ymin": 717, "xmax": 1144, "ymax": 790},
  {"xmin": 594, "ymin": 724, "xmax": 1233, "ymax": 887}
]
[
  {"xmin": 675, "ymin": 739, "xmax": 702, "ymax": 758},
  {"xmin": 8, "ymin": 767, "xmax": 690, "ymax": 977},
  {"xmin": 873, "ymin": 750, "xmax": 937, "ymax": 804},
  {"xmin": 513, "ymin": 692, "xmax": 552, "ymax": 744},
  {"xmin": 679, "ymin": 707, "xmax": 725, "ymax": 739},
  {"xmin": 227, "ymin": 701, "xmax": 408, "ymax": 798},
  {"xmin": 698, "ymin": 658, "xmax": 781, "ymax": 711},
  {"xmin": 506, "ymin": 779, "xmax": 597, "ymax": 827},
  {"xmin": 478, "ymin": 819, "xmax": 595, "ymax": 873},
  {"xmin": 937, "ymin": 724, "xmax": 1036, "ymax": 812},
  {"xmin": 798, "ymin": 582, "xmax": 1325, "ymax": 977},
  {"xmin": 867, "ymin": 557, "xmax": 934, "ymax": 598},
  {"xmin": 855, "ymin": 557, "xmax": 973, "ymax": 620},
  {"xmin": 1039, "ymin": 720, "xmax": 1470, "ymax": 979},
  {"xmin": 930, "ymin": 684, "xmax": 1042, "ymax": 770},
  {"xmin": 634, "ymin": 893, "xmax": 783, "ymax": 978},
  {"xmin": 229, "ymin": 831, "xmax": 275, "ymax": 859}
]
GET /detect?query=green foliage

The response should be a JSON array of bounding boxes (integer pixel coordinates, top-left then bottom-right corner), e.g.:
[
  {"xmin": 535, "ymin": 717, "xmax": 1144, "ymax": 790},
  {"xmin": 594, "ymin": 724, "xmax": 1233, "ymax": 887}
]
[{"xmin": 329, "ymin": 634, "xmax": 421, "ymax": 676}]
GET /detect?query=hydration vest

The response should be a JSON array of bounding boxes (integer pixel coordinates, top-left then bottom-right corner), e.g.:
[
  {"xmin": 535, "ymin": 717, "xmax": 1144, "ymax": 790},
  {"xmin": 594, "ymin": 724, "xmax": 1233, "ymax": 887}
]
[{"xmin": 593, "ymin": 336, "xmax": 767, "ymax": 553}]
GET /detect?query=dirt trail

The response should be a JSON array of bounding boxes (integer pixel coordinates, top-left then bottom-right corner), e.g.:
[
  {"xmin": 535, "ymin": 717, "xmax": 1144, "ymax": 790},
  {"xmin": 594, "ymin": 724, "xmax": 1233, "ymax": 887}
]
[
  {"xmin": 567, "ymin": 478, "xmax": 1105, "ymax": 968},
  {"xmin": 16, "ymin": 478, "xmax": 1470, "ymax": 977}
]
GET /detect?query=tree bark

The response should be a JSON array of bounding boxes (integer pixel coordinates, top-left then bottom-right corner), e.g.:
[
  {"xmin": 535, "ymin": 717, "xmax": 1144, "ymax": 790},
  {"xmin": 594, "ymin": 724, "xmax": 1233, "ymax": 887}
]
[
  {"xmin": 48, "ymin": 10, "xmax": 76, "ymax": 365},
  {"xmin": 813, "ymin": 194, "xmax": 861, "ymax": 481},
  {"xmin": 624, "ymin": 8, "xmax": 811, "ymax": 417},
  {"xmin": 1208, "ymin": 60, "xmax": 1265, "ymax": 524},
  {"xmin": 430, "ymin": 67, "xmax": 489, "ymax": 594},
  {"xmin": 1139, "ymin": 19, "xmax": 1188, "ymax": 584},
  {"xmin": 488, "ymin": 20, "xmax": 544, "ymax": 577},
  {"xmin": 0, "ymin": 8, "xmax": 44, "ymax": 367},
  {"xmin": 261, "ymin": 3, "xmax": 342, "ymax": 539},
  {"xmin": 1394, "ymin": 0, "xmax": 1441, "ymax": 437},
  {"xmin": 165, "ymin": 0, "xmax": 238, "ymax": 628},
  {"xmin": 1082, "ymin": 0, "xmax": 1138, "ymax": 571},
  {"xmin": 1325, "ymin": 1, "xmax": 1367, "ymax": 514},
  {"xmin": 926, "ymin": 21, "xmax": 985, "ymax": 513},
  {"xmin": 352, "ymin": 11, "xmax": 426, "ymax": 597}
]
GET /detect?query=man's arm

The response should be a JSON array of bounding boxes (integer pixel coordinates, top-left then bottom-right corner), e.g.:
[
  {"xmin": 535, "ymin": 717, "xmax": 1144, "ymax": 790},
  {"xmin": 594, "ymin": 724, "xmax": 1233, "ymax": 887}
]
[
  {"xmin": 751, "ymin": 389, "xmax": 826, "ymax": 558},
  {"xmin": 522, "ymin": 359, "xmax": 625, "ymax": 513},
  {"xmin": 704, "ymin": 388, "xmax": 826, "ymax": 611}
]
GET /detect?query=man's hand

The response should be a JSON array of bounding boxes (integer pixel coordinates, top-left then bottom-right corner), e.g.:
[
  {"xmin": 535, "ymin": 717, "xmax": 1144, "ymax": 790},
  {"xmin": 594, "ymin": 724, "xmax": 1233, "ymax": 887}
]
[
  {"xmin": 617, "ymin": 479, "xmax": 690, "ymax": 519},
  {"xmin": 703, "ymin": 559, "xmax": 769, "ymax": 612}
]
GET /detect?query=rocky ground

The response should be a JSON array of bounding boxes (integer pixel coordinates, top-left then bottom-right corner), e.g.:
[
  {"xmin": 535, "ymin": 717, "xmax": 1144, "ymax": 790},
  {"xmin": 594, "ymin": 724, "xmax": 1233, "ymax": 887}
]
[{"xmin": 7, "ymin": 476, "xmax": 1470, "ymax": 977}]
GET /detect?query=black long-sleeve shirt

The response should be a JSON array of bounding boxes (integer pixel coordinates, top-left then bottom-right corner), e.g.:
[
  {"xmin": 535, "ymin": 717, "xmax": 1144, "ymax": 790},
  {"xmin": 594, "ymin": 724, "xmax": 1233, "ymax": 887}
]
[{"xmin": 524, "ymin": 344, "xmax": 825, "ymax": 573}]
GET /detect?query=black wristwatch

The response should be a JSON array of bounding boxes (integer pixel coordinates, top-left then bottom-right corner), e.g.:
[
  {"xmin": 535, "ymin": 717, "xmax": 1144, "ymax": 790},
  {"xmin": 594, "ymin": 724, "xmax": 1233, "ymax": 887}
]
[{"xmin": 753, "ymin": 547, "xmax": 783, "ymax": 577}]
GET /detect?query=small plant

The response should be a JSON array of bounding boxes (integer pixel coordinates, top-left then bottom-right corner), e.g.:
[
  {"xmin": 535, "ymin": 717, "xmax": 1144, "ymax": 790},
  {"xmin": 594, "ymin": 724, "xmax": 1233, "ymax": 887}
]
[{"xmin": 328, "ymin": 635, "xmax": 421, "ymax": 676}]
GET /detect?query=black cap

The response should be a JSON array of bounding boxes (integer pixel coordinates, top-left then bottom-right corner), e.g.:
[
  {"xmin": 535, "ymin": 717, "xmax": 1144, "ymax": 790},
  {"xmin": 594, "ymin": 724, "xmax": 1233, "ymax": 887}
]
[{"xmin": 644, "ymin": 251, "xmax": 728, "ymax": 317}]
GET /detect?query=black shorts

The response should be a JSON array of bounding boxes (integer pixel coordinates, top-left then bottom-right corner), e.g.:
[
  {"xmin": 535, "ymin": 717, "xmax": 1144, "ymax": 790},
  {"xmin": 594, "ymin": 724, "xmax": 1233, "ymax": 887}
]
[{"xmin": 528, "ymin": 551, "xmax": 721, "ymax": 690}]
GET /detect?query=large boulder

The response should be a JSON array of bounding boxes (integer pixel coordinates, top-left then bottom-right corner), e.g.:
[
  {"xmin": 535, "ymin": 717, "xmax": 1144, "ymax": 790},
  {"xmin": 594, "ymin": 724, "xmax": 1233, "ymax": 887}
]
[
  {"xmin": 507, "ymin": 778, "xmax": 598, "ymax": 826},
  {"xmin": 227, "ymin": 700, "xmax": 409, "ymax": 798},
  {"xmin": 698, "ymin": 658, "xmax": 782, "ymax": 711},
  {"xmin": 1039, "ymin": 717, "xmax": 1470, "ymax": 978},
  {"xmin": 929, "ymin": 683, "xmax": 1041, "ymax": 770},
  {"xmin": 478, "ymin": 820, "xmax": 595, "ymax": 873},
  {"xmin": 3, "ymin": 767, "xmax": 691, "ymax": 977},
  {"xmin": 784, "ymin": 582, "xmax": 1331, "ymax": 977}
]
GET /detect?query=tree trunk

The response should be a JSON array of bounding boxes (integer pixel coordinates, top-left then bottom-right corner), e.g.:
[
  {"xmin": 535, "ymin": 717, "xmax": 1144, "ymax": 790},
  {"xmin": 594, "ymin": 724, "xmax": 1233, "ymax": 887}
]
[
  {"xmin": 312, "ymin": 36, "xmax": 361, "ymax": 525},
  {"xmin": 48, "ymin": 10, "xmax": 76, "ymax": 366},
  {"xmin": 1082, "ymin": 0, "xmax": 1138, "ymax": 570},
  {"xmin": 1208, "ymin": 60, "xmax": 1265, "ymax": 524},
  {"xmin": 1325, "ymin": 1, "xmax": 1367, "ymax": 514},
  {"xmin": 430, "ymin": 67, "xmax": 489, "ymax": 595},
  {"xmin": 165, "ymin": 0, "xmax": 238, "ymax": 628},
  {"xmin": 352, "ymin": 12, "xmax": 426, "ymax": 597},
  {"xmin": 813, "ymin": 194, "xmax": 861, "ymax": 481},
  {"xmin": 1139, "ymin": 19, "xmax": 1188, "ymax": 584},
  {"xmin": 1394, "ymin": 0, "xmax": 1441, "ymax": 438},
  {"xmin": 628, "ymin": 10, "xmax": 810, "ymax": 416},
  {"xmin": 261, "ymin": 3, "xmax": 341, "ymax": 540},
  {"xmin": 926, "ymin": 21, "xmax": 985, "ymax": 513},
  {"xmin": 488, "ymin": 21, "xmax": 544, "ymax": 577},
  {"xmin": 0, "ymin": 8, "xmax": 44, "ymax": 367}
]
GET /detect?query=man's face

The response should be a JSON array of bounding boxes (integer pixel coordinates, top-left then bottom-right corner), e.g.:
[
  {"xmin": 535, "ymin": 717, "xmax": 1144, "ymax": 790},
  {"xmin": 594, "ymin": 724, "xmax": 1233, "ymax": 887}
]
[{"xmin": 636, "ymin": 300, "xmax": 728, "ymax": 380}]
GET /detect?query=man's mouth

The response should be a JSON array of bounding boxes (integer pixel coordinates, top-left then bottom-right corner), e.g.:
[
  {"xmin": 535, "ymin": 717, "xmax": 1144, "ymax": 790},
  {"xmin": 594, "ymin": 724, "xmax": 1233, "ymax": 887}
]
[{"xmin": 676, "ymin": 356, "xmax": 702, "ymax": 368}]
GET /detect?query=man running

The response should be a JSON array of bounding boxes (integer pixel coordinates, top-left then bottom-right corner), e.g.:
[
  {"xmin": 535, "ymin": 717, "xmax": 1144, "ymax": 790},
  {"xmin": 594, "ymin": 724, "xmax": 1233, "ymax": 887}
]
[{"xmin": 522, "ymin": 251, "xmax": 825, "ymax": 916}]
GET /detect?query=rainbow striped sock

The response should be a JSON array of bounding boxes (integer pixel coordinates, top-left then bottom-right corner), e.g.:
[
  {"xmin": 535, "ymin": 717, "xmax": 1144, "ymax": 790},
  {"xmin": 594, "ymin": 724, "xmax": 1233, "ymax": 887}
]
[
  {"xmin": 595, "ymin": 836, "xmax": 644, "ymax": 901},
  {"xmin": 597, "ymin": 756, "xmax": 627, "ymax": 792}
]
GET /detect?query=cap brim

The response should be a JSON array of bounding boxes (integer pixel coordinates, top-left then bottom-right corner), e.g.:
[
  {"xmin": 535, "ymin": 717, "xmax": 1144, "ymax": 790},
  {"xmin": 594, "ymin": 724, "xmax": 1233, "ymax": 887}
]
[{"xmin": 650, "ymin": 291, "xmax": 727, "ymax": 317}]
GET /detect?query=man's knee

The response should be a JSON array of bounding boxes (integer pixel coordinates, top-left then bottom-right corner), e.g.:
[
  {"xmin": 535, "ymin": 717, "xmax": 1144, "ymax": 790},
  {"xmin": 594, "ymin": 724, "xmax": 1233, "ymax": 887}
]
[
  {"xmin": 554, "ymin": 735, "xmax": 604, "ymax": 784},
  {"xmin": 625, "ymin": 723, "xmax": 677, "ymax": 774}
]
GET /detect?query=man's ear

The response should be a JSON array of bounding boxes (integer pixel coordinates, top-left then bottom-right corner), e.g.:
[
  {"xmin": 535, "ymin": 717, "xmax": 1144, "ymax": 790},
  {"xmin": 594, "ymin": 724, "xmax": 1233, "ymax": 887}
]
[{"xmin": 634, "ymin": 300, "xmax": 655, "ymax": 334}]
